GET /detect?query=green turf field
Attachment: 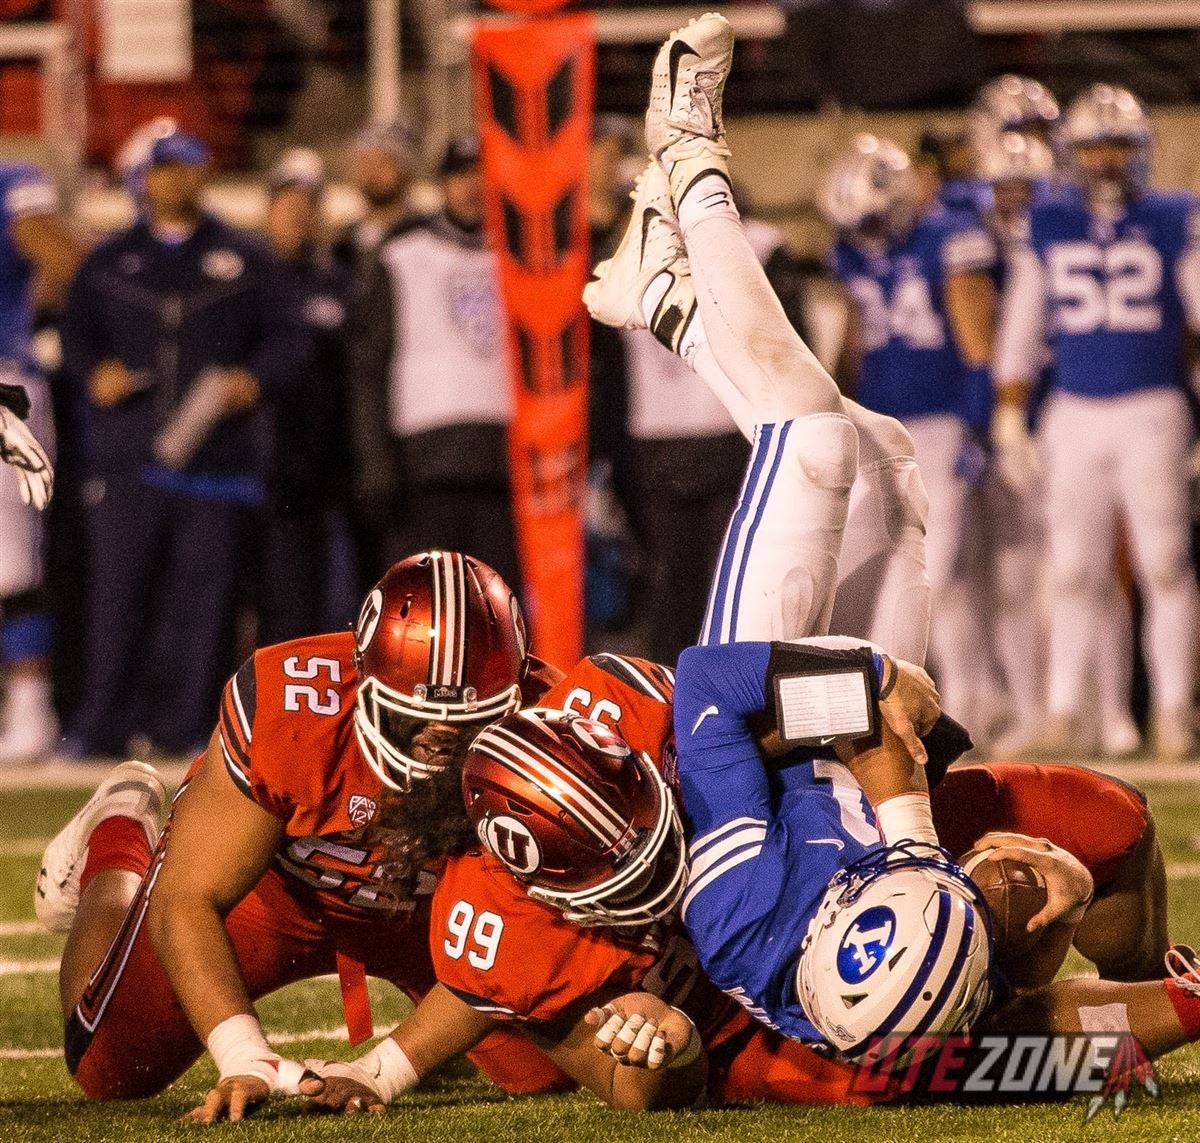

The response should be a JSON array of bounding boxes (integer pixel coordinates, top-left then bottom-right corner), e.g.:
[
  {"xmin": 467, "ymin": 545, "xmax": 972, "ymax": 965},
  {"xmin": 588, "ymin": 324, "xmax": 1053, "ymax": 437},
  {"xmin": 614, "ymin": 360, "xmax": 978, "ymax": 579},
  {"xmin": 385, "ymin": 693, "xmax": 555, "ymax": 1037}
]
[{"xmin": 4, "ymin": 779, "xmax": 1200, "ymax": 1142}]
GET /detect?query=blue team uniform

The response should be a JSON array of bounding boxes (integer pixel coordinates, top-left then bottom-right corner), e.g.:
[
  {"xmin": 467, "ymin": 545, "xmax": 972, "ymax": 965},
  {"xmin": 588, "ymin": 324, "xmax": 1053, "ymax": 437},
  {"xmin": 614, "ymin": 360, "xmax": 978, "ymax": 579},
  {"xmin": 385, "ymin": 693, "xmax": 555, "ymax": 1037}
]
[
  {"xmin": 0, "ymin": 163, "xmax": 57, "ymax": 374},
  {"xmin": 939, "ymin": 176, "xmax": 992, "ymax": 220},
  {"xmin": 833, "ymin": 208, "xmax": 995, "ymax": 428},
  {"xmin": 672, "ymin": 641, "xmax": 884, "ymax": 1042},
  {"xmin": 1028, "ymin": 187, "xmax": 1200, "ymax": 398}
]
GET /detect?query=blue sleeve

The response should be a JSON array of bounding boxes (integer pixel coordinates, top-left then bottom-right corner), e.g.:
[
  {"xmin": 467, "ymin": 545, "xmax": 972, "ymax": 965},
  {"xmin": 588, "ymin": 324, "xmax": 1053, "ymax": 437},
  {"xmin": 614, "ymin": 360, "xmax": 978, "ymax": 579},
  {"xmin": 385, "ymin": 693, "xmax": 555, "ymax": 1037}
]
[
  {"xmin": 673, "ymin": 642, "xmax": 774, "ymax": 839},
  {"xmin": 961, "ymin": 362, "xmax": 994, "ymax": 433},
  {"xmin": 831, "ymin": 240, "xmax": 854, "ymax": 282}
]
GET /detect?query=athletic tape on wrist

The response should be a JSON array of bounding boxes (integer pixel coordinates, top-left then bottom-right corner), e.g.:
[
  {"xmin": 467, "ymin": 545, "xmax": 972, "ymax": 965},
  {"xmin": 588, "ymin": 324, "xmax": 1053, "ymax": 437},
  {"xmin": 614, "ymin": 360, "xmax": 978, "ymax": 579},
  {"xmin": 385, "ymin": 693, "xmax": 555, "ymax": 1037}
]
[
  {"xmin": 875, "ymin": 792, "xmax": 938, "ymax": 847},
  {"xmin": 352, "ymin": 1036, "xmax": 419, "ymax": 1104},
  {"xmin": 206, "ymin": 1013, "xmax": 293, "ymax": 1091}
]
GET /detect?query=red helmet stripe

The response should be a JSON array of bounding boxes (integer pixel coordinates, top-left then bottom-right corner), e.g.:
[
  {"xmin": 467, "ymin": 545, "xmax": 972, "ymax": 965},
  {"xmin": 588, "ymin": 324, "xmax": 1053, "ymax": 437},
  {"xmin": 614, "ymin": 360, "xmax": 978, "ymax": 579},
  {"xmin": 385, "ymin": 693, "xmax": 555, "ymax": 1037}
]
[
  {"xmin": 427, "ymin": 552, "xmax": 443, "ymax": 686},
  {"xmin": 482, "ymin": 723, "xmax": 629, "ymax": 844},
  {"xmin": 452, "ymin": 551, "xmax": 467, "ymax": 686}
]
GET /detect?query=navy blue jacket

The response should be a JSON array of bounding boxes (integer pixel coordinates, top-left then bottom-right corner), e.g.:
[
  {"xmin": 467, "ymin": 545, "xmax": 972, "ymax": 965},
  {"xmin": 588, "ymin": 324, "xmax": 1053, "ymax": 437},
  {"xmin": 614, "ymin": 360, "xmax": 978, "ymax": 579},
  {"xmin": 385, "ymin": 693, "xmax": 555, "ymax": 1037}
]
[{"xmin": 62, "ymin": 214, "xmax": 307, "ymax": 485}]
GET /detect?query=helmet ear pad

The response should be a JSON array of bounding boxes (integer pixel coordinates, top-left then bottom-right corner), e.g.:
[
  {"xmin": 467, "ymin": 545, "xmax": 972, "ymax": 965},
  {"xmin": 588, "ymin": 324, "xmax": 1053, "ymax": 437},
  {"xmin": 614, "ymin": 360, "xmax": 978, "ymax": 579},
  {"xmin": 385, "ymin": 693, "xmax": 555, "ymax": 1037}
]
[
  {"xmin": 462, "ymin": 709, "xmax": 689, "ymax": 927},
  {"xmin": 796, "ymin": 845, "xmax": 994, "ymax": 1062}
]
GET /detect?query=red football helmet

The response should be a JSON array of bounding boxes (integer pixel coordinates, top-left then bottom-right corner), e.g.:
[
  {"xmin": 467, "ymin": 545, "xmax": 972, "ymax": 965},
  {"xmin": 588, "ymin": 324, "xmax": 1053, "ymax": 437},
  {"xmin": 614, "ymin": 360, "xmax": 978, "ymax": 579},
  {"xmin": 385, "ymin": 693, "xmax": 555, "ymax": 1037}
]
[
  {"xmin": 353, "ymin": 551, "xmax": 528, "ymax": 790},
  {"xmin": 462, "ymin": 708, "xmax": 687, "ymax": 927}
]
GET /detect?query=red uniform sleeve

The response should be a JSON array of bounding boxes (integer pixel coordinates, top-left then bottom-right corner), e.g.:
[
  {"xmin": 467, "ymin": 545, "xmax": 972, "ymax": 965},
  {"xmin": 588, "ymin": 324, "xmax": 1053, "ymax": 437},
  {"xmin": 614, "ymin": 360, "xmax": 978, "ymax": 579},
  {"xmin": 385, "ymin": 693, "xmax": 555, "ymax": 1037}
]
[
  {"xmin": 431, "ymin": 853, "xmax": 653, "ymax": 1024},
  {"xmin": 541, "ymin": 654, "xmax": 676, "ymax": 767},
  {"xmin": 932, "ymin": 762, "xmax": 1150, "ymax": 890},
  {"xmin": 216, "ymin": 631, "xmax": 361, "ymax": 826}
]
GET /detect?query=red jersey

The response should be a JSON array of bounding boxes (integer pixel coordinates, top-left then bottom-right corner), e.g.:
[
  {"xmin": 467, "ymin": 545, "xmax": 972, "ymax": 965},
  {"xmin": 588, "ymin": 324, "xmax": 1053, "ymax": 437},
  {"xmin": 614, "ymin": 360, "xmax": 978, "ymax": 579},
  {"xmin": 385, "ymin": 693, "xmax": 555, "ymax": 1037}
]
[
  {"xmin": 216, "ymin": 632, "xmax": 560, "ymax": 919},
  {"xmin": 217, "ymin": 632, "xmax": 403, "ymax": 918},
  {"xmin": 541, "ymin": 652, "xmax": 677, "ymax": 776},
  {"xmin": 432, "ymin": 848, "xmax": 749, "ymax": 1049}
]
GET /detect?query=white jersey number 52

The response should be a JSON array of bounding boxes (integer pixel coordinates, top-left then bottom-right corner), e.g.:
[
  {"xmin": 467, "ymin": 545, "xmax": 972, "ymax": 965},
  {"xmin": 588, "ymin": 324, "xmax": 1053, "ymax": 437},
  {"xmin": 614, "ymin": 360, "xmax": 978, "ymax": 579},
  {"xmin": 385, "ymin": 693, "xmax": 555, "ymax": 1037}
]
[{"xmin": 1048, "ymin": 239, "xmax": 1163, "ymax": 334}]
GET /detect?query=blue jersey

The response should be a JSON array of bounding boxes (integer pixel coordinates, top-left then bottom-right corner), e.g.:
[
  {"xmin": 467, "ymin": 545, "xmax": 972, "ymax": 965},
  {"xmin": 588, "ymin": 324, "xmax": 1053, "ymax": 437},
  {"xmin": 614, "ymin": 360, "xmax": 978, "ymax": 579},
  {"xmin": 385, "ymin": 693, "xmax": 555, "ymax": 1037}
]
[
  {"xmin": 0, "ymin": 163, "xmax": 57, "ymax": 371},
  {"xmin": 673, "ymin": 641, "xmax": 883, "ymax": 1042},
  {"xmin": 939, "ymin": 177, "xmax": 991, "ymax": 220},
  {"xmin": 1026, "ymin": 188, "xmax": 1200, "ymax": 398},
  {"xmin": 833, "ymin": 208, "xmax": 995, "ymax": 422}
]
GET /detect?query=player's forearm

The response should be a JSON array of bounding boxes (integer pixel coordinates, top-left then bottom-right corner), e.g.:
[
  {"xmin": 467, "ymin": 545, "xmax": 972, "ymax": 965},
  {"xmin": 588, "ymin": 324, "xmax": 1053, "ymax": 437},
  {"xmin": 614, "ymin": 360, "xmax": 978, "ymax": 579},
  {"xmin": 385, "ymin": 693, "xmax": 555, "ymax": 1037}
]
[
  {"xmin": 148, "ymin": 892, "xmax": 256, "ymax": 1040},
  {"xmin": 390, "ymin": 985, "xmax": 496, "ymax": 1076}
]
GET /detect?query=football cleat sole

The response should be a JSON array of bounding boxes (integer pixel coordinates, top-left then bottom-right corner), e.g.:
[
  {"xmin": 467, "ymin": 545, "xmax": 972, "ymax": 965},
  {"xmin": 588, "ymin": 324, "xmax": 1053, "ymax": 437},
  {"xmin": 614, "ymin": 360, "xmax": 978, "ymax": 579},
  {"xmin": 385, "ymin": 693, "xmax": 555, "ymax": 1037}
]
[
  {"xmin": 34, "ymin": 759, "xmax": 164, "ymax": 933},
  {"xmin": 645, "ymin": 12, "xmax": 734, "ymax": 158}
]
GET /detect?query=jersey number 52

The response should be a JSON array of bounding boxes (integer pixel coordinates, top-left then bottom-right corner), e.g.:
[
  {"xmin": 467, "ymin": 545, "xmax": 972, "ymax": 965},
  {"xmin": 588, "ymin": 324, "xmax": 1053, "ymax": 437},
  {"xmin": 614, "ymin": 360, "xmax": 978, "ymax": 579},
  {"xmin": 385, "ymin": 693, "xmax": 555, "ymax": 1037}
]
[
  {"xmin": 1048, "ymin": 239, "xmax": 1163, "ymax": 334},
  {"xmin": 282, "ymin": 655, "xmax": 341, "ymax": 715}
]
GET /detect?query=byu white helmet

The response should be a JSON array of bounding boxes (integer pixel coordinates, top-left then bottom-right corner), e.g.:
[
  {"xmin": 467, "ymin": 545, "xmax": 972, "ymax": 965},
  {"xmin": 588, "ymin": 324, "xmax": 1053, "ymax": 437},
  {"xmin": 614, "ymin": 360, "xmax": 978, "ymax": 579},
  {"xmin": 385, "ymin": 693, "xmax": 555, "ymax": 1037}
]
[
  {"xmin": 819, "ymin": 134, "xmax": 920, "ymax": 238},
  {"xmin": 972, "ymin": 74, "xmax": 1060, "ymax": 135},
  {"xmin": 796, "ymin": 843, "xmax": 993, "ymax": 1063},
  {"xmin": 1064, "ymin": 84, "xmax": 1151, "ymax": 202},
  {"xmin": 976, "ymin": 130, "xmax": 1055, "ymax": 185}
]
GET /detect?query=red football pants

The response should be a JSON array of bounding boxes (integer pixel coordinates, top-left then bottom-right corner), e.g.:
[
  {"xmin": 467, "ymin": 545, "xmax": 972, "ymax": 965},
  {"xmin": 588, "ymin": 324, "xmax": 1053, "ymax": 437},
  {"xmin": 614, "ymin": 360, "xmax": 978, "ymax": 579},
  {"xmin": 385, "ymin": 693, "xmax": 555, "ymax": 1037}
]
[{"xmin": 67, "ymin": 862, "xmax": 571, "ymax": 1099}]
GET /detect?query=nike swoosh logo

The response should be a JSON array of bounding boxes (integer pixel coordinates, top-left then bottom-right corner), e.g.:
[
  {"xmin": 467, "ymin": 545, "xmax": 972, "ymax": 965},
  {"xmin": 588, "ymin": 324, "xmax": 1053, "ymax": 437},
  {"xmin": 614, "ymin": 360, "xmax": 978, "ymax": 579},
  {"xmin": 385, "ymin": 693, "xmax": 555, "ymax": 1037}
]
[
  {"xmin": 639, "ymin": 206, "xmax": 661, "ymax": 267},
  {"xmin": 691, "ymin": 704, "xmax": 719, "ymax": 734},
  {"xmin": 669, "ymin": 39, "xmax": 700, "ymax": 102},
  {"xmin": 806, "ymin": 838, "xmax": 845, "ymax": 851}
]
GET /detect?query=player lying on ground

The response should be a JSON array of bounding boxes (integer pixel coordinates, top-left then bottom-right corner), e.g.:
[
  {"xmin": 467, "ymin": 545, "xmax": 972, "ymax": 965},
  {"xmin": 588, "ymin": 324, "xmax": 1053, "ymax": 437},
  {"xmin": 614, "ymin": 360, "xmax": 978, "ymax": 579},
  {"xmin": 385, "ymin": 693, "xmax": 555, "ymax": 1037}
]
[
  {"xmin": 301, "ymin": 691, "xmax": 1174, "ymax": 1113},
  {"xmin": 35, "ymin": 553, "xmax": 575, "ymax": 1122},
  {"xmin": 673, "ymin": 637, "xmax": 1200, "ymax": 1078}
]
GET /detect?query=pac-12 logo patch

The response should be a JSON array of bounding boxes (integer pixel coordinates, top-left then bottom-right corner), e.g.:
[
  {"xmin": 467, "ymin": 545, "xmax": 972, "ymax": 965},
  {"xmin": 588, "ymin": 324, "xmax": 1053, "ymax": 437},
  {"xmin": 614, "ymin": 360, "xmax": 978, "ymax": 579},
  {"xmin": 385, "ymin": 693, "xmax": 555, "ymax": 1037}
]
[
  {"xmin": 837, "ymin": 906, "xmax": 897, "ymax": 984},
  {"xmin": 482, "ymin": 814, "xmax": 541, "ymax": 875},
  {"xmin": 355, "ymin": 588, "xmax": 384, "ymax": 654},
  {"xmin": 348, "ymin": 794, "xmax": 377, "ymax": 827}
]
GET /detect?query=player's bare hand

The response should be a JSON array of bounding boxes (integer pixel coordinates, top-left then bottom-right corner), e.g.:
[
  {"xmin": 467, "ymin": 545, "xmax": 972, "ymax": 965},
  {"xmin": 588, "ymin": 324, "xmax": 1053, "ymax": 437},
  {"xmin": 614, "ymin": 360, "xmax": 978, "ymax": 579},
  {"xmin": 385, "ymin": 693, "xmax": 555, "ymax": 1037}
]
[
  {"xmin": 183, "ymin": 1076, "xmax": 273, "ymax": 1124},
  {"xmin": 586, "ymin": 992, "xmax": 698, "ymax": 1070},
  {"xmin": 975, "ymin": 831, "xmax": 1094, "ymax": 932},
  {"xmin": 879, "ymin": 658, "xmax": 940, "ymax": 765},
  {"xmin": 215, "ymin": 367, "xmax": 260, "ymax": 414},
  {"xmin": 301, "ymin": 1060, "xmax": 387, "ymax": 1116},
  {"xmin": 183, "ymin": 1067, "xmax": 324, "ymax": 1124}
]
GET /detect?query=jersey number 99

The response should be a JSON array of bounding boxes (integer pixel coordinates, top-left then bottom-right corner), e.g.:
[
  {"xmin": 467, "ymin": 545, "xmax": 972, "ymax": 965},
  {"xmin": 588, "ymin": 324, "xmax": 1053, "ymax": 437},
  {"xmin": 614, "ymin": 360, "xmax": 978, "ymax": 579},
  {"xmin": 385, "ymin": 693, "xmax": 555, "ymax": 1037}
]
[{"xmin": 444, "ymin": 900, "xmax": 504, "ymax": 971}]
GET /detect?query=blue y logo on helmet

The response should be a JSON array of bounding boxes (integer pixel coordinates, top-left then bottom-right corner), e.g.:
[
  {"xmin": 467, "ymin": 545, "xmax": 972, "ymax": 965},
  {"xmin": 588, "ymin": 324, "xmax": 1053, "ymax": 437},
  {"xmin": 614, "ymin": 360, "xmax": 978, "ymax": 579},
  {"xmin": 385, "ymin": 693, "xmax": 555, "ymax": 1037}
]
[{"xmin": 836, "ymin": 905, "xmax": 897, "ymax": 983}]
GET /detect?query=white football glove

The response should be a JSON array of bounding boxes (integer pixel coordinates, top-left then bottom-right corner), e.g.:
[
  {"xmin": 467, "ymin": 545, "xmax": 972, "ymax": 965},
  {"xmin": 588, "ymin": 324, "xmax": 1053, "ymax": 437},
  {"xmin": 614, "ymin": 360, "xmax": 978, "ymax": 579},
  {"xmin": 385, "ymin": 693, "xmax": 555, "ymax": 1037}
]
[
  {"xmin": 991, "ymin": 403, "xmax": 1040, "ymax": 493},
  {"xmin": 0, "ymin": 405, "xmax": 53, "ymax": 510}
]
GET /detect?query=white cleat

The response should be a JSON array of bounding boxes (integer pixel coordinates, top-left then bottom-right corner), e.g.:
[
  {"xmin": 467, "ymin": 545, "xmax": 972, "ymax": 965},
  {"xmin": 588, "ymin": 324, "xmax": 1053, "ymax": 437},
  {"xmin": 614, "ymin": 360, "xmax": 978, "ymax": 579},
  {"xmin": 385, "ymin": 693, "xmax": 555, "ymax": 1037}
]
[
  {"xmin": 583, "ymin": 162, "xmax": 698, "ymax": 354},
  {"xmin": 34, "ymin": 760, "xmax": 165, "ymax": 933},
  {"xmin": 645, "ymin": 12, "xmax": 734, "ymax": 157}
]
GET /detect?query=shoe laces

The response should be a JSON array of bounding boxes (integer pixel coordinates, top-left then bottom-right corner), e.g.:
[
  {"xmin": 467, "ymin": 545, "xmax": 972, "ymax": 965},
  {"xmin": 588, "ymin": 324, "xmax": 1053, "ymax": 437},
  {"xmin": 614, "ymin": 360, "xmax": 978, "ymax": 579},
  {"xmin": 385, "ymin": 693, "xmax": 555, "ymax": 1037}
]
[{"xmin": 1165, "ymin": 944, "xmax": 1200, "ymax": 996}]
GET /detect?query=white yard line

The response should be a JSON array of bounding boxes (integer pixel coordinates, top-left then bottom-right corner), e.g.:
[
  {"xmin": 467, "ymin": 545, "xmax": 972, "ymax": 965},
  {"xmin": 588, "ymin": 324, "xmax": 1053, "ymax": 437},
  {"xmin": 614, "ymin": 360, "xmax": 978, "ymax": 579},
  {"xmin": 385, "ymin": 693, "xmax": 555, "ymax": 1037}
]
[
  {"xmin": 0, "ymin": 1025, "xmax": 391, "ymax": 1061},
  {"xmin": 0, "ymin": 921, "xmax": 42, "ymax": 936},
  {"xmin": 0, "ymin": 959, "xmax": 58, "ymax": 975},
  {"xmin": 0, "ymin": 839, "xmax": 48, "ymax": 857}
]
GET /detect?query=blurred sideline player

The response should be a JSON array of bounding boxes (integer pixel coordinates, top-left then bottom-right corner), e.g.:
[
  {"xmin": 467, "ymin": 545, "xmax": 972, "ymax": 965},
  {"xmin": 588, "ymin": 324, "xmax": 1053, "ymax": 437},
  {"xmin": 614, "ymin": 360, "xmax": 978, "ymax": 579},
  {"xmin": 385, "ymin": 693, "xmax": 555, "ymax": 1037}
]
[
  {"xmin": 35, "ymin": 553, "xmax": 572, "ymax": 1121},
  {"xmin": 995, "ymin": 84, "xmax": 1200, "ymax": 759},
  {"xmin": 973, "ymin": 105, "xmax": 1139, "ymax": 757},
  {"xmin": 821, "ymin": 133, "xmax": 1000, "ymax": 741},
  {"xmin": 0, "ymin": 158, "xmax": 76, "ymax": 764}
]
